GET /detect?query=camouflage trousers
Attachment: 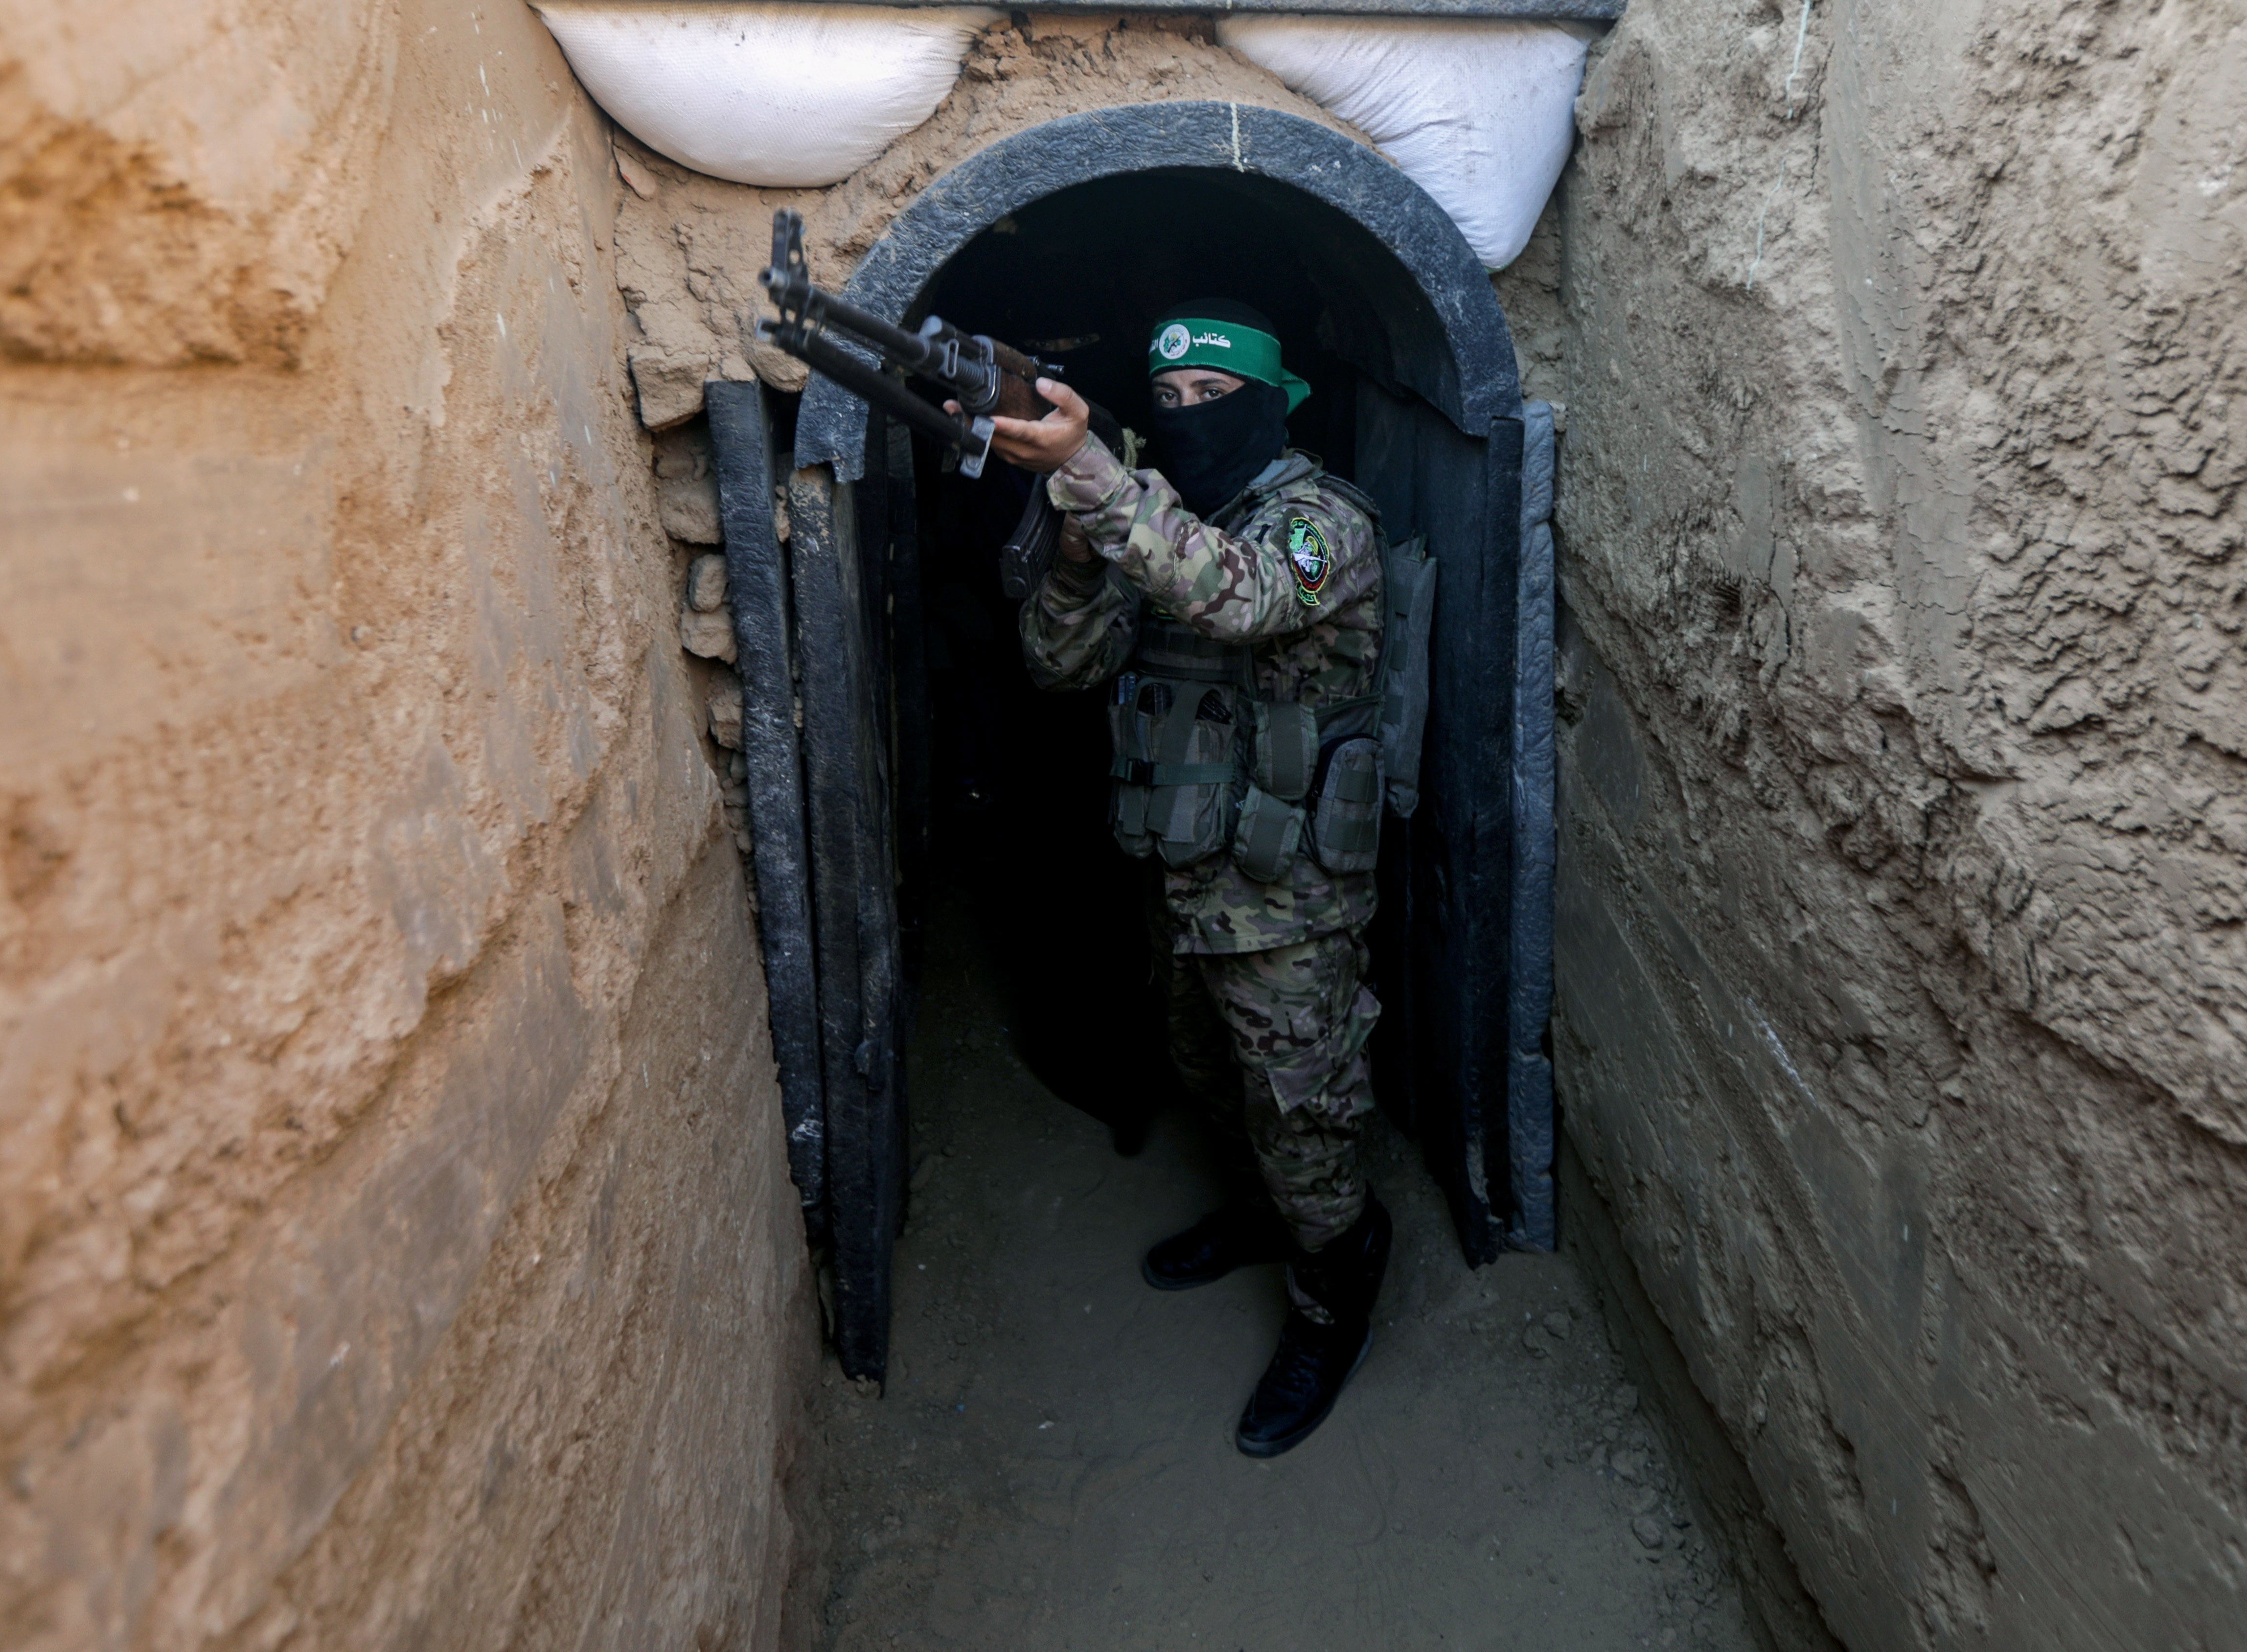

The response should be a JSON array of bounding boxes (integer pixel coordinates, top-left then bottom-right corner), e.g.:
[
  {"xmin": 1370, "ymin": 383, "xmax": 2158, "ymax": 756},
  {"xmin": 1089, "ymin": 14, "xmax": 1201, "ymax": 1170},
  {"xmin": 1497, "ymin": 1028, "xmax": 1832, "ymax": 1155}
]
[{"xmin": 1155, "ymin": 920, "xmax": 1381, "ymax": 1255}]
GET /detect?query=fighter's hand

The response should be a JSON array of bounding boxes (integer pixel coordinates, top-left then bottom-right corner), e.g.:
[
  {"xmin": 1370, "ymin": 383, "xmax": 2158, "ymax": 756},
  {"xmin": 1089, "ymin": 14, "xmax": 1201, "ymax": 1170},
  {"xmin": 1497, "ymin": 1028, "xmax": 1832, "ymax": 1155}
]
[{"xmin": 946, "ymin": 379, "xmax": 1089, "ymax": 474}]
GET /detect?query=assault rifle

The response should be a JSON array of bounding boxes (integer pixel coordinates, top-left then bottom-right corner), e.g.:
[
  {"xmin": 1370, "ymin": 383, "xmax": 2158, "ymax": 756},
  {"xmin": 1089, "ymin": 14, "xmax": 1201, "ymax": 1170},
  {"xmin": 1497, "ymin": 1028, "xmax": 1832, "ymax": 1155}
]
[
  {"xmin": 753, "ymin": 208, "xmax": 1122, "ymax": 599},
  {"xmin": 755, "ymin": 208, "xmax": 1055, "ymax": 480}
]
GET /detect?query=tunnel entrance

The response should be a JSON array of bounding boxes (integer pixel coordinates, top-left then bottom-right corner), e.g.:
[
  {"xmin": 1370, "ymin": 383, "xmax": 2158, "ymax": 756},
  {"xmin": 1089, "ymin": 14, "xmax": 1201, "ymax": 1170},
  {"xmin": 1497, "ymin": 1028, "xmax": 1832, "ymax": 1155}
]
[
  {"xmin": 709, "ymin": 103, "xmax": 1557, "ymax": 1381},
  {"xmin": 904, "ymin": 166, "xmax": 1401, "ymax": 1173}
]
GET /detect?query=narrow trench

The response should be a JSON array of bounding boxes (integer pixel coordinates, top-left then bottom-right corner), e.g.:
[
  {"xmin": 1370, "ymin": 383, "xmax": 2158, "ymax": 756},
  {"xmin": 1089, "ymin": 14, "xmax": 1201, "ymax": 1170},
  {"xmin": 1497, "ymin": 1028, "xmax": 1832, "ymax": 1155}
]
[
  {"xmin": 796, "ymin": 170, "xmax": 1759, "ymax": 1649},
  {"xmin": 808, "ymin": 875, "xmax": 1757, "ymax": 1651}
]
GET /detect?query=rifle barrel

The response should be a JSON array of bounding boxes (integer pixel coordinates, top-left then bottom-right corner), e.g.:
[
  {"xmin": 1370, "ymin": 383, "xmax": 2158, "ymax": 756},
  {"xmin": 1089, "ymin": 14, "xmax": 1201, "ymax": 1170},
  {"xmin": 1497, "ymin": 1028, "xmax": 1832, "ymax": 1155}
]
[
  {"xmin": 777, "ymin": 328, "xmax": 979, "ymax": 451},
  {"xmin": 805, "ymin": 289, "xmax": 940, "ymax": 375},
  {"xmin": 757, "ymin": 209, "xmax": 1039, "ymax": 451}
]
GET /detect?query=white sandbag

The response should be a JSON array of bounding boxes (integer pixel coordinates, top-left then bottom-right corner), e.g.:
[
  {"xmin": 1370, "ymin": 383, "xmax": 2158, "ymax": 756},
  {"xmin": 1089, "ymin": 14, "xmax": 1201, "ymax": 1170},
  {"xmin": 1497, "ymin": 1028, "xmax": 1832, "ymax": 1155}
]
[
  {"xmin": 533, "ymin": 2, "xmax": 998, "ymax": 188},
  {"xmin": 1217, "ymin": 17, "xmax": 1594, "ymax": 270}
]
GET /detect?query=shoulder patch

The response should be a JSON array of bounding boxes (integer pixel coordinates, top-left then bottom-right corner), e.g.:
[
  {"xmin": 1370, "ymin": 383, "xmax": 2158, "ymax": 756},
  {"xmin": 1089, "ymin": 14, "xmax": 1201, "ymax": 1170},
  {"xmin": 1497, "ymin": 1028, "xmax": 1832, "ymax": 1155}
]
[{"xmin": 1285, "ymin": 515, "xmax": 1331, "ymax": 606}]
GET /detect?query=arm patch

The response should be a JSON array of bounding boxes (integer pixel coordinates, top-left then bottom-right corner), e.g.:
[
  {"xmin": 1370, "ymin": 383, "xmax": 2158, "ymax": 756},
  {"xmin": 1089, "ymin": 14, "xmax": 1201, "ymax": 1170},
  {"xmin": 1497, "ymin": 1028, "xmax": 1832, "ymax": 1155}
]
[{"xmin": 1285, "ymin": 515, "xmax": 1331, "ymax": 606}]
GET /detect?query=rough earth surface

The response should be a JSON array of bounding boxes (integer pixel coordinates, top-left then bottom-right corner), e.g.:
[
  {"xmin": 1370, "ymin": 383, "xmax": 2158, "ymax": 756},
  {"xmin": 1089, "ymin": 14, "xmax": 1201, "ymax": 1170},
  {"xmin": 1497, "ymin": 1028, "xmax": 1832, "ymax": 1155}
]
[
  {"xmin": 1513, "ymin": 1, "xmax": 2247, "ymax": 1648},
  {"xmin": 1, "ymin": 3, "xmax": 816, "ymax": 1647},
  {"xmin": 806, "ymin": 887, "xmax": 1759, "ymax": 1652}
]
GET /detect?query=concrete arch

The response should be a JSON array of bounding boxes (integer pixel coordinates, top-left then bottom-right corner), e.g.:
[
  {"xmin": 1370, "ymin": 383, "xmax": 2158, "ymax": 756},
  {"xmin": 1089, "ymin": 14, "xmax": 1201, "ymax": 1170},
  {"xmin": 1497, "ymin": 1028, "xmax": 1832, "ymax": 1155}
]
[{"xmin": 795, "ymin": 99, "xmax": 1524, "ymax": 480}]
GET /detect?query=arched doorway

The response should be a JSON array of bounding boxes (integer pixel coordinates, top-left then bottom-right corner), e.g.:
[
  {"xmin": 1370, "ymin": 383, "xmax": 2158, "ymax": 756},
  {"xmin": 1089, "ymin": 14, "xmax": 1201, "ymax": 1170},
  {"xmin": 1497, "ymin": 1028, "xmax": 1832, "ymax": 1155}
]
[{"xmin": 708, "ymin": 102, "xmax": 1556, "ymax": 1380}]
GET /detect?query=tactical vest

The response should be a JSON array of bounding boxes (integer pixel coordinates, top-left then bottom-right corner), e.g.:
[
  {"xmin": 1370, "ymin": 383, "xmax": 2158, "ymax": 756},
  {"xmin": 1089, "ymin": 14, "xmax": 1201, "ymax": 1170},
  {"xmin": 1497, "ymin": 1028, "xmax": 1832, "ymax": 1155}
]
[{"xmin": 1105, "ymin": 472, "xmax": 1437, "ymax": 884}]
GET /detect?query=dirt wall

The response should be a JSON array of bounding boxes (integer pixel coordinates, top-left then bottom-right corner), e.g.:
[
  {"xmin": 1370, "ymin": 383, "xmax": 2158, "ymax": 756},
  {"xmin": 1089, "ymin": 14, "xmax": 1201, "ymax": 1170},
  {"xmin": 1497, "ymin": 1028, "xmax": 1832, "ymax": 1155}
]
[
  {"xmin": 0, "ymin": 3, "xmax": 816, "ymax": 1648},
  {"xmin": 1526, "ymin": 0, "xmax": 2247, "ymax": 1646}
]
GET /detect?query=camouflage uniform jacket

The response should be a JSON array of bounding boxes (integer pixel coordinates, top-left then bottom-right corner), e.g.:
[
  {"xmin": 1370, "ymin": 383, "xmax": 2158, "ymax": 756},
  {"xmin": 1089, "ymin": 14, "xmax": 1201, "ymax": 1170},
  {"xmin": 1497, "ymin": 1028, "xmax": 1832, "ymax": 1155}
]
[{"xmin": 1019, "ymin": 435, "xmax": 1383, "ymax": 956}]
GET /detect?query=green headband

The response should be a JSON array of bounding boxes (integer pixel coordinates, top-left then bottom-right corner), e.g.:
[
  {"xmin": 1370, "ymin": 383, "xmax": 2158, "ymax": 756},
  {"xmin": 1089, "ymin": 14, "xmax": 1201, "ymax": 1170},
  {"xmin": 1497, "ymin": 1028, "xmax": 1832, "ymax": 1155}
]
[{"xmin": 1148, "ymin": 317, "xmax": 1312, "ymax": 413}]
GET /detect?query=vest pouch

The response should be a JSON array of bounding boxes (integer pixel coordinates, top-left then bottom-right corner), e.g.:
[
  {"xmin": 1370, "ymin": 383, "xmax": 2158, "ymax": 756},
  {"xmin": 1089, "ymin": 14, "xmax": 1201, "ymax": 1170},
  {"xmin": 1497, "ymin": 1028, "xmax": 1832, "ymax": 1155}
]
[
  {"xmin": 1107, "ymin": 672, "xmax": 1161, "ymax": 858},
  {"xmin": 1110, "ymin": 784, "xmax": 1155, "ymax": 859},
  {"xmin": 1150, "ymin": 687, "xmax": 1240, "ymax": 868},
  {"xmin": 1232, "ymin": 782, "xmax": 1306, "ymax": 885},
  {"xmin": 1109, "ymin": 677, "xmax": 1239, "ymax": 868},
  {"xmin": 1308, "ymin": 736, "xmax": 1383, "ymax": 873},
  {"xmin": 1249, "ymin": 700, "xmax": 1319, "ymax": 803}
]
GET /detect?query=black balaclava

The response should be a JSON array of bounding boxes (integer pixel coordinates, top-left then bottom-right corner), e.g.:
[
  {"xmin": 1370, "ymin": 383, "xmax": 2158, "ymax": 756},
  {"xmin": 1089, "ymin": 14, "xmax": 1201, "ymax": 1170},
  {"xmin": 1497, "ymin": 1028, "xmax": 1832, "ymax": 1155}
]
[{"xmin": 1148, "ymin": 298, "xmax": 1294, "ymax": 517}]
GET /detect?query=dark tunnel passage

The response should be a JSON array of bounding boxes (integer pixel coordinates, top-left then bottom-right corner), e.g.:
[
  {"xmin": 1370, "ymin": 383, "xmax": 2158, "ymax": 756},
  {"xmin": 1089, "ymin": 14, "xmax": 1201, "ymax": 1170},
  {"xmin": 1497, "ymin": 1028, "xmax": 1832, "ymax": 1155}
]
[
  {"xmin": 908, "ymin": 168, "xmax": 1366, "ymax": 1150},
  {"xmin": 899, "ymin": 167, "xmax": 1412, "ymax": 1157}
]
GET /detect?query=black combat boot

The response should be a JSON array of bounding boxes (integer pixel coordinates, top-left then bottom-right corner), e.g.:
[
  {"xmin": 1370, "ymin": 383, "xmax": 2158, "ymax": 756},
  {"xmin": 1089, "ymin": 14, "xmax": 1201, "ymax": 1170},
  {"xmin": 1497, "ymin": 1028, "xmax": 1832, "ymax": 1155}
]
[
  {"xmin": 1141, "ymin": 1202, "xmax": 1291, "ymax": 1290},
  {"xmin": 1233, "ymin": 1194, "xmax": 1393, "ymax": 1458}
]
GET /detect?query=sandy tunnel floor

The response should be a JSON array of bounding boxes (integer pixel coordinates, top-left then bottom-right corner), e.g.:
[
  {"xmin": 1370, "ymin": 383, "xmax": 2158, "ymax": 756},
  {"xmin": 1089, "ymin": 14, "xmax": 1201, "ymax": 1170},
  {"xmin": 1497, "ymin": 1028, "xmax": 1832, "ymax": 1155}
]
[{"xmin": 808, "ymin": 892, "xmax": 1760, "ymax": 1651}]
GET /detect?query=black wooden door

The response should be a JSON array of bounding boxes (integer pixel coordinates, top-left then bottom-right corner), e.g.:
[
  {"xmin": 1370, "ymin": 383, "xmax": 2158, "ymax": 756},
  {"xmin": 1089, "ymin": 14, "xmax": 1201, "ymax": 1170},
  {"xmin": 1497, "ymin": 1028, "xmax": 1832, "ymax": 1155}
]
[
  {"xmin": 713, "ymin": 389, "xmax": 924, "ymax": 1382},
  {"xmin": 709, "ymin": 382, "xmax": 827, "ymax": 1226},
  {"xmin": 1355, "ymin": 381, "xmax": 1525, "ymax": 1264},
  {"xmin": 787, "ymin": 425, "xmax": 916, "ymax": 1379}
]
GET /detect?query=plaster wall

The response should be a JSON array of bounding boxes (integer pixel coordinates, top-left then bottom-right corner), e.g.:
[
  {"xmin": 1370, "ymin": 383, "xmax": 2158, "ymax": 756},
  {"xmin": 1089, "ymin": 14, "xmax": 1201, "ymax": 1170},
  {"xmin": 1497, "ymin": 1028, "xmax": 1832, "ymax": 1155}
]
[
  {"xmin": 1514, "ymin": 1, "xmax": 2247, "ymax": 1646},
  {"xmin": 0, "ymin": 3, "xmax": 816, "ymax": 1648}
]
